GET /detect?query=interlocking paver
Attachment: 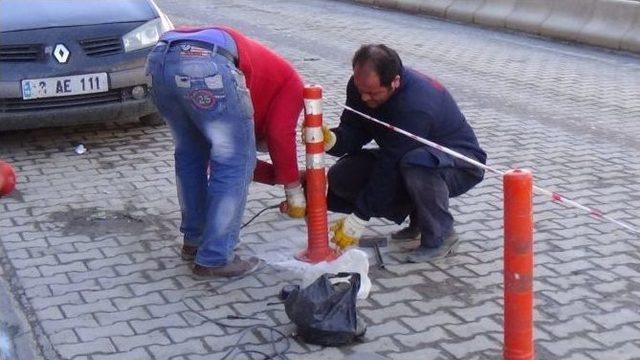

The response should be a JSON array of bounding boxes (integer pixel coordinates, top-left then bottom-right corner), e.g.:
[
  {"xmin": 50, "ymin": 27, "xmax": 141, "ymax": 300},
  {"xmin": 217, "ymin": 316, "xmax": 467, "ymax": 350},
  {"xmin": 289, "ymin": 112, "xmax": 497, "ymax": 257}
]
[
  {"xmin": 585, "ymin": 342, "xmax": 640, "ymax": 360},
  {"xmin": 49, "ymin": 329, "xmax": 79, "ymax": 346},
  {"xmin": 361, "ymin": 303, "xmax": 418, "ymax": 324},
  {"xmin": 394, "ymin": 327, "xmax": 449, "ymax": 348},
  {"xmin": 349, "ymin": 336, "xmax": 401, "ymax": 353},
  {"xmin": 94, "ymin": 307, "xmax": 151, "ymax": 327},
  {"xmin": 76, "ymin": 322, "xmax": 135, "ymax": 342},
  {"xmin": 50, "ymin": 279, "xmax": 100, "ymax": 296},
  {"xmin": 587, "ymin": 325, "xmax": 640, "ymax": 347},
  {"xmin": 376, "ymin": 274, "xmax": 425, "ymax": 289},
  {"xmin": 372, "ymin": 288, "xmax": 423, "ymax": 307},
  {"xmin": 541, "ymin": 316, "xmax": 600, "ymax": 338},
  {"xmin": 80, "ymin": 284, "xmax": 133, "ymax": 303},
  {"xmin": 92, "ymin": 348, "xmax": 152, "ymax": 360},
  {"xmin": 401, "ymin": 310, "xmax": 462, "ymax": 332},
  {"xmin": 130, "ymin": 314, "xmax": 188, "ymax": 334},
  {"xmin": 56, "ymin": 338, "xmax": 116, "ymax": 358},
  {"xmin": 365, "ymin": 320, "xmax": 412, "ymax": 340},
  {"xmin": 111, "ymin": 330, "xmax": 171, "ymax": 352},
  {"xmin": 56, "ymin": 249, "xmax": 104, "ymax": 264},
  {"xmin": 86, "ymin": 255, "xmax": 132, "ymax": 272},
  {"xmin": 146, "ymin": 302, "xmax": 190, "ymax": 318},
  {"xmin": 1, "ymin": 0, "xmax": 640, "ymax": 358},
  {"xmin": 449, "ymin": 301, "xmax": 503, "ymax": 322},
  {"xmin": 387, "ymin": 348, "xmax": 446, "ymax": 360},
  {"xmin": 98, "ymin": 272, "xmax": 148, "ymax": 290},
  {"xmin": 444, "ymin": 317, "xmax": 502, "ymax": 338},
  {"xmin": 41, "ymin": 314, "xmax": 98, "ymax": 334},
  {"xmin": 587, "ymin": 309, "xmax": 640, "ymax": 329},
  {"xmin": 32, "ymin": 292, "xmax": 82, "ymax": 311},
  {"xmin": 36, "ymin": 305, "xmax": 64, "ymax": 321},
  {"xmin": 441, "ymin": 334, "xmax": 502, "ymax": 358},
  {"xmin": 538, "ymin": 337, "xmax": 602, "ymax": 358},
  {"xmin": 166, "ymin": 323, "xmax": 225, "ymax": 343}
]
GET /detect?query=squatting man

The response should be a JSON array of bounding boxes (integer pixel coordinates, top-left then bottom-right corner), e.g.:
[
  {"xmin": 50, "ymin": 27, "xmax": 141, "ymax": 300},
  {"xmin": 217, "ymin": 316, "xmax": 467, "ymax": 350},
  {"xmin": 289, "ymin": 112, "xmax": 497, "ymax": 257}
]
[{"xmin": 322, "ymin": 44, "xmax": 486, "ymax": 263}]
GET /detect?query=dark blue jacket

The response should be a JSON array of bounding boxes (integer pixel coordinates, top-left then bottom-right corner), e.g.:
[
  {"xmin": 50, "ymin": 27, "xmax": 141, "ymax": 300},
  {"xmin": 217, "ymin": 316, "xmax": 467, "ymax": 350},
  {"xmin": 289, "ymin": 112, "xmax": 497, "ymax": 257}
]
[{"xmin": 328, "ymin": 67, "xmax": 487, "ymax": 220}]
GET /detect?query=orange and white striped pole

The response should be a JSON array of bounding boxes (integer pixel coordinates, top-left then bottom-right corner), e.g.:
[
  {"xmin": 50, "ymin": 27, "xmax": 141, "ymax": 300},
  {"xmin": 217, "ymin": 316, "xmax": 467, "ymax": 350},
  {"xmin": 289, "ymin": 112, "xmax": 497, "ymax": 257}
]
[
  {"xmin": 296, "ymin": 85, "xmax": 339, "ymax": 263},
  {"xmin": 503, "ymin": 169, "xmax": 534, "ymax": 360}
]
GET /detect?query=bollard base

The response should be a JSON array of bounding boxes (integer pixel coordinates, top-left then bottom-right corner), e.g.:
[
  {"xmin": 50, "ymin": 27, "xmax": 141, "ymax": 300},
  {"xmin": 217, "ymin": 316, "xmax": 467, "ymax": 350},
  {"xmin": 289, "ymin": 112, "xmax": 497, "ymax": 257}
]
[
  {"xmin": 504, "ymin": 350, "xmax": 534, "ymax": 360},
  {"xmin": 295, "ymin": 248, "xmax": 340, "ymax": 264}
]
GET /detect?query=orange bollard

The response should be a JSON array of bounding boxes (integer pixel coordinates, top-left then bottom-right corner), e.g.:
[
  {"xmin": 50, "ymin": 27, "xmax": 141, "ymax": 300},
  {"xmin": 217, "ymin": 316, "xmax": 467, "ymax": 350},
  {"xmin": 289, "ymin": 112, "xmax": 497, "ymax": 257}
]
[
  {"xmin": 503, "ymin": 169, "xmax": 534, "ymax": 360},
  {"xmin": 0, "ymin": 161, "xmax": 16, "ymax": 197},
  {"xmin": 295, "ymin": 85, "xmax": 339, "ymax": 263}
]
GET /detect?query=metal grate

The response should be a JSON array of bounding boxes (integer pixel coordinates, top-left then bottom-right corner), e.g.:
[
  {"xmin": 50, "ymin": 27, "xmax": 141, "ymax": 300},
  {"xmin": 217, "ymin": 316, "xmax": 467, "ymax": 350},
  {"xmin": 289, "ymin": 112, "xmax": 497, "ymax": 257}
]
[
  {"xmin": 79, "ymin": 36, "xmax": 123, "ymax": 57},
  {"xmin": 0, "ymin": 44, "xmax": 43, "ymax": 61},
  {"xmin": 0, "ymin": 90, "xmax": 122, "ymax": 112}
]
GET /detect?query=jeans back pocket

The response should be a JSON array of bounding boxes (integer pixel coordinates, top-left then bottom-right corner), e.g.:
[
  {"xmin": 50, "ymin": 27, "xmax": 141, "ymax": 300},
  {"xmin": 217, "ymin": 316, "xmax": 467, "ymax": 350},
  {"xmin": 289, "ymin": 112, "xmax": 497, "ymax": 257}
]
[{"xmin": 231, "ymin": 68, "xmax": 254, "ymax": 119}]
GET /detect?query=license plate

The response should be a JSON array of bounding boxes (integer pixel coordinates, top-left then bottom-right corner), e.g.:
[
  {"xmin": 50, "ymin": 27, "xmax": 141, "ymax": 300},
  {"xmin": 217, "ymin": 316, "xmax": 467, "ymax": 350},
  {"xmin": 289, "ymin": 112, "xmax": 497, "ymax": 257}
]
[{"xmin": 21, "ymin": 73, "xmax": 109, "ymax": 100}]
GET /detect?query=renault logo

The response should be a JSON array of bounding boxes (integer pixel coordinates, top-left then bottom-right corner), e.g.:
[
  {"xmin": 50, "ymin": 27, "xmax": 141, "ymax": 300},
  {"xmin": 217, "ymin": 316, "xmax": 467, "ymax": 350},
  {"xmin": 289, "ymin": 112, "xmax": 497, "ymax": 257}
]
[{"xmin": 53, "ymin": 44, "xmax": 70, "ymax": 63}]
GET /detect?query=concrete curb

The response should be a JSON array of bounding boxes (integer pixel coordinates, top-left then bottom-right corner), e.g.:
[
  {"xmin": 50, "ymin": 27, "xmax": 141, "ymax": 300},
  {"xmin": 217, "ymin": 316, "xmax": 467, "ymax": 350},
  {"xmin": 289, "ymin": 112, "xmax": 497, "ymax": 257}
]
[{"xmin": 350, "ymin": 0, "xmax": 640, "ymax": 54}]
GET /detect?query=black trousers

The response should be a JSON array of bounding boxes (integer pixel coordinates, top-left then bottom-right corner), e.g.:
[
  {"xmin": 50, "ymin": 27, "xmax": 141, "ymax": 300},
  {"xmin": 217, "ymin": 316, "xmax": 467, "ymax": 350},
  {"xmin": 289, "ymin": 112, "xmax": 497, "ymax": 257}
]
[{"xmin": 327, "ymin": 149, "xmax": 484, "ymax": 247}]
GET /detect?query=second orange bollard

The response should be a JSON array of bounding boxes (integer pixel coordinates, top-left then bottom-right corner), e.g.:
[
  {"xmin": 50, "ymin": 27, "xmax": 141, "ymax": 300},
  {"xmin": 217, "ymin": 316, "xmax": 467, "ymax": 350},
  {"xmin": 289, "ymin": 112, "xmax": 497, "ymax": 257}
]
[{"xmin": 503, "ymin": 169, "xmax": 534, "ymax": 360}]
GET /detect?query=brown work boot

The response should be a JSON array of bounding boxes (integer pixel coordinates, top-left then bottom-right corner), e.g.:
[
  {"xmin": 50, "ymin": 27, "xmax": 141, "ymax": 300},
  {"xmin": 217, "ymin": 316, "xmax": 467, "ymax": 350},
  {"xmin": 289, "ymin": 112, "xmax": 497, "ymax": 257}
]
[
  {"xmin": 181, "ymin": 244, "xmax": 198, "ymax": 261},
  {"xmin": 192, "ymin": 255, "xmax": 262, "ymax": 278}
]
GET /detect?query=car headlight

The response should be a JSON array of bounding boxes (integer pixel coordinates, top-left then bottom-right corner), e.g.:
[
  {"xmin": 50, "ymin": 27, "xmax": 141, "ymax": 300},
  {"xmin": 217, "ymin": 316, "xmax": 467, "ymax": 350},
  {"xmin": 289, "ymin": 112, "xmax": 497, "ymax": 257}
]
[{"xmin": 123, "ymin": 16, "xmax": 174, "ymax": 52}]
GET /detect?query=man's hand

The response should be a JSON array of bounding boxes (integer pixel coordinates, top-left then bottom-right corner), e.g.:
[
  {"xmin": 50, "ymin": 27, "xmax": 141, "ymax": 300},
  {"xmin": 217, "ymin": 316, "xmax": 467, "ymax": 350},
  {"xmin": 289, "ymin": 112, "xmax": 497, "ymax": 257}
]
[
  {"xmin": 284, "ymin": 182, "xmax": 306, "ymax": 218},
  {"xmin": 301, "ymin": 125, "xmax": 336, "ymax": 152},
  {"xmin": 330, "ymin": 213, "xmax": 368, "ymax": 249}
]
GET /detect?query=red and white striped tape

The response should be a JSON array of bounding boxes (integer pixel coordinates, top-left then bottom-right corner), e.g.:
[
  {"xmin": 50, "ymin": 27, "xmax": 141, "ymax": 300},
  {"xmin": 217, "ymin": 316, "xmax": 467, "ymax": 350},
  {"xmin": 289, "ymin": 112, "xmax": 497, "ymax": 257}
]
[{"xmin": 343, "ymin": 105, "xmax": 639, "ymax": 235}]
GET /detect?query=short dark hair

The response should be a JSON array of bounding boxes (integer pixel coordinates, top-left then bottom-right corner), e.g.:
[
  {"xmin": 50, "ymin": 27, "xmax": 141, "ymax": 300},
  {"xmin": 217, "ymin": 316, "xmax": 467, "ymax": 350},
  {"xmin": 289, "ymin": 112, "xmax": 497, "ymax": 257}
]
[{"xmin": 352, "ymin": 44, "xmax": 403, "ymax": 87}]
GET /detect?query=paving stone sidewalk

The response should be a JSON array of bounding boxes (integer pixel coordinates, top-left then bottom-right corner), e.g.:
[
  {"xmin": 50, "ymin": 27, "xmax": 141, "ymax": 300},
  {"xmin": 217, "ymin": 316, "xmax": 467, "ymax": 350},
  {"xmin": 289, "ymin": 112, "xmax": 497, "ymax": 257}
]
[{"xmin": 1, "ymin": 0, "xmax": 640, "ymax": 359}]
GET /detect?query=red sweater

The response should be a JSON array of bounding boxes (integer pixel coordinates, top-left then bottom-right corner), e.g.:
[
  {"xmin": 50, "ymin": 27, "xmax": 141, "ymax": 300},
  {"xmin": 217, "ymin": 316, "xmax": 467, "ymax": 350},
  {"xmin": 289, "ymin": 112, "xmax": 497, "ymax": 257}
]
[{"xmin": 172, "ymin": 26, "xmax": 303, "ymax": 185}]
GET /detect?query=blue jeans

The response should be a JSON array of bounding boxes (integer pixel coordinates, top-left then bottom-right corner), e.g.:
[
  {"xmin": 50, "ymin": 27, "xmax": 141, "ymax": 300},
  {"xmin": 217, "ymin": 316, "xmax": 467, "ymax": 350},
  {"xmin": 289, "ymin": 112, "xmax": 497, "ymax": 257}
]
[{"xmin": 147, "ymin": 41, "xmax": 256, "ymax": 267}]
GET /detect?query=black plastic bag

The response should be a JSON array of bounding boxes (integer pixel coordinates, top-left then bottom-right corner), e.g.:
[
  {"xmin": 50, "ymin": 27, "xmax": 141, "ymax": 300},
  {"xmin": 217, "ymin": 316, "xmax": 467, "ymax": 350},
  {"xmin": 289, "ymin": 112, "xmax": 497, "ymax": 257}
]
[{"xmin": 284, "ymin": 272, "xmax": 366, "ymax": 346}]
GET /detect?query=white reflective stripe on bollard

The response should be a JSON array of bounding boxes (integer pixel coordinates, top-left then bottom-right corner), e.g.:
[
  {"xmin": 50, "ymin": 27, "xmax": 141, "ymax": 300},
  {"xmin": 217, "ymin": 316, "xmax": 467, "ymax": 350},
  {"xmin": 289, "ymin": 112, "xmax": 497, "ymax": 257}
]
[
  {"xmin": 306, "ymin": 153, "xmax": 324, "ymax": 169},
  {"xmin": 304, "ymin": 99, "xmax": 322, "ymax": 115},
  {"xmin": 304, "ymin": 127, "xmax": 324, "ymax": 144}
]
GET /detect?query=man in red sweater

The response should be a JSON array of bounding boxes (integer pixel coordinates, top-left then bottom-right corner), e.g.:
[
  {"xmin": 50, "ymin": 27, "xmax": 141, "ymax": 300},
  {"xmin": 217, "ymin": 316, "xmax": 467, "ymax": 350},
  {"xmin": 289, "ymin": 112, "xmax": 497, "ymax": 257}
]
[{"xmin": 147, "ymin": 27, "xmax": 305, "ymax": 277}]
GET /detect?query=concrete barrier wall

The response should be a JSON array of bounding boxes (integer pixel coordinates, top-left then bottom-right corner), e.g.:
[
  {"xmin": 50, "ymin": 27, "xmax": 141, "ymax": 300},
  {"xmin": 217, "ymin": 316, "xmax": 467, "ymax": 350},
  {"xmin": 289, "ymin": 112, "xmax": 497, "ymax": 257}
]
[
  {"xmin": 539, "ymin": 0, "xmax": 597, "ymax": 41},
  {"xmin": 474, "ymin": 0, "xmax": 518, "ymax": 28},
  {"xmin": 621, "ymin": 1, "xmax": 640, "ymax": 52},
  {"xmin": 446, "ymin": 0, "xmax": 486, "ymax": 23},
  {"xmin": 504, "ymin": 0, "xmax": 552, "ymax": 34},
  {"xmin": 579, "ymin": 0, "xmax": 639, "ymax": 49},
  {"xmin": 350, "ymin": 0, "xmax": 640, "ymax": 54}
]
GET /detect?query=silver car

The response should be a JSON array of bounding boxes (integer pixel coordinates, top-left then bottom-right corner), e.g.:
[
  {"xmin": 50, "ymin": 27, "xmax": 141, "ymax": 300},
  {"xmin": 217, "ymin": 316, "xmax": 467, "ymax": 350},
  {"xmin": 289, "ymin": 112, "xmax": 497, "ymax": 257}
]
[{"xmin": 0, "ymin": 0, "xmax": 173, "ymax": 130}]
